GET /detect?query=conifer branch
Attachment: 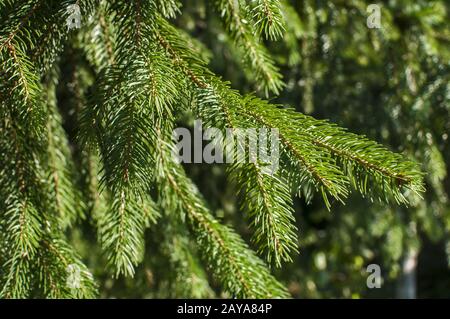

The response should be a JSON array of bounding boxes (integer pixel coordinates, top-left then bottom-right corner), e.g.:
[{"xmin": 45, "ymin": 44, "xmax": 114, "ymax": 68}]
[
  {"xmin": 232, "ymin": 163, "xmax": 298, "ymax": 266},
  {"xmin": 84, "ymin": 2, "xmax": 181, "ymax": 276},
  {"xmin": 44, "ymin": 75, "xmax": 84, "ymax": 228},
  {"xmin": 161, "ymin": 161, "xmax": 289, "ymax": 298},
  {"xmin": 153, "ymin": 19, "xmax": 423, "ymax": 269},
  {"xmin": 153, "ymin": 0, "xmax": 181, "ymax": 19},
  {"xmin": 0, "ymin": 0, "xmax": 431, "ymax": 298},
  {"xmin": 81, "ymin": 2, "xmax": 116, "ymax": 69},
  {"xmin": 238, "ymin": 97, "xmax": 424, "ymax": 204},
  {"xmin": 194, "ymin": 84, "xmax": 299, "ymax": 266},
  {"xmin": 0, "ymin": 200, "xmax": 41, "ymax": 298},
  {"xmin": 0, "ymin": 88, "xmax": 46, "ymax": 298},
  {"xmin": 250, "ymin": 0, "xmax": 285, "ymax": 40},
  {"xmin": 98, "ymin": 190, "xmax": 146, "ymax": 277},
  {"xmin": 153, "ymin": 129, "xmax": 289, "ymax": 297},
  {"xmin": 213, "ymin": 0, "xmax": 283, "ymax": 95},
  {"xmin": 37, "ymin": 237, "xmax": 97, "ymax": 298}
]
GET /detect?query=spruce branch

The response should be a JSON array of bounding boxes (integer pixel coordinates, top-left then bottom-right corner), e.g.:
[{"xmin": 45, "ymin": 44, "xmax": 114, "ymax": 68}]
[
  {"xmin": 0, "ymin": 88, "xmax": 46, "ymax": 299},
  {"xmin": 81, "ymin": 1, "xmax": 116, "ymax": 69},
  {"xmin": 0, "ymin": 198, "xmax": 42, "ymax": 298},
  {"xmin": 82, "ymin": 1, "xmax": 182, "ymax": 277},
  {"xmin": 212, "ymin": 0, "xmax": 283, "ymax": 95},
  {"xmin": 0, "ymin": 0, "xmax": 432, "ymax": 298},
  {"xmin": 159, "ymin": 157, "xmax": 289, "ymax": 298},
  {"xmin": 44, "ymin": 75, "xmax": 84, "ymax": 228},
  {"xmin": 36, "ymin": 237, "xmax": 97, "ymax": 298},
  {"xmin": 153, "ymin": 18, "xmax": 424, "ymax": 267},
  {"xmin": 158, "ymin": 17, "xmax": 423, "ymax": 204},
  {"xmin": 153, "ymin": 0, "xmax": 181, "ymax": 19},
  {"xmin": 194, "ymin": 84, "xmax": 299, "ymax": 266},
  {"xmin": 153, "ymin": 127, "xmax": 289, "ymax": 297},
  {"xmin": 236, "ymin": 96, "xmax": 349, "ymax": 206},
  {"xmin": 238, "ymin": 96, "xmax": 425, "ymax": 204},
  {"xmin": 232, "ymin": 163, "xmax": 298, "ymax": 266},
  {"xmin": 98, "ymin": 190, "xmax": 146, "ymax": 277},
  {"xmin": 1, "ymin": 37, "xmax": 45, "ymax": 135},
  {"xmin": 250, "ymin": 0, "xmax": 285, "ymax": 40},
  {"xmin": 93, "ymin": 2, "xmax": 182, "ymax": 193},
  {"xmin": 0, "ymin": 0, "xmax": 98, "ymax": 75}
]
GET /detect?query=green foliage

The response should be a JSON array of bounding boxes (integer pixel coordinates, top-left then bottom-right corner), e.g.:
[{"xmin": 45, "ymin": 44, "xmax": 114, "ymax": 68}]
[
  {"xmin": 1, "ymin": 0, "xmax": 443, "ymax": 299},
  {"xmin": 213, "ymin": 0, "xmax": 284, "ymax": 95},
  {"xmin": 158, "ymin": 152, "xmax": 289, "ymax": 297},
  {"xmin": 250, "ymin": 0, "xmax": 285, "ymax": 40}
]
